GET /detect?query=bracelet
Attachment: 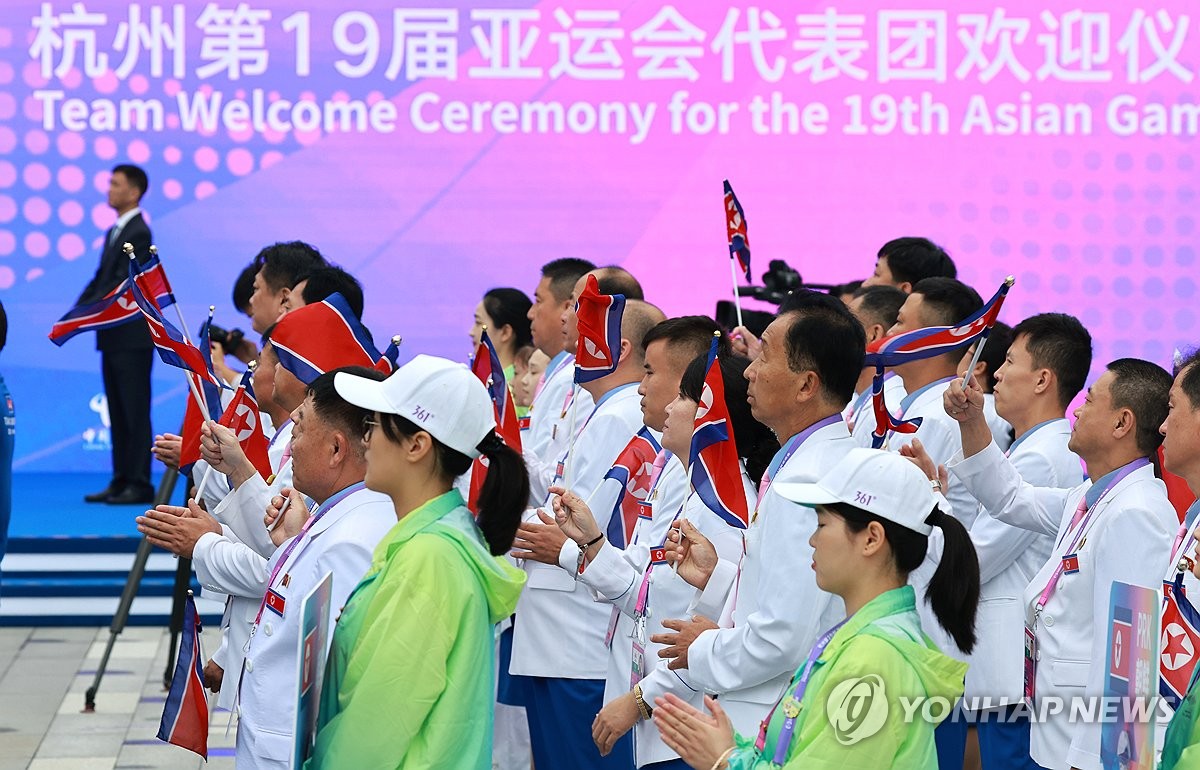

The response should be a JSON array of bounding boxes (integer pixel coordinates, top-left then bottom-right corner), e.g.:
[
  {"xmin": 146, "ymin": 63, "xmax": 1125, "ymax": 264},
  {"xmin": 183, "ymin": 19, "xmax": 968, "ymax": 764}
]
[
  {"xmin": 578, "ymin": 533, "xmax": 603, "ymax": 550},
  {"xmin": 633, "ymin": 684, "xmax": 652, "ymax": 720},
  {"xmin": 711, "ymin": 746, "xmax": 735, "ymax": 770}
]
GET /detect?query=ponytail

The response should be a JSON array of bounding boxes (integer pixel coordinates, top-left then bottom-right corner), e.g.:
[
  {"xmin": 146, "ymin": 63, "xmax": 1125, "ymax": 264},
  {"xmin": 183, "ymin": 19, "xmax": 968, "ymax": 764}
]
[
  {"xmin": 830, "ymin": 502, "xmax": 980, "ymax": 655},
  {"xmin": 923, "ymin": 509, "xmax": 980, "ymax": 655},
  {"xmin": 474, "ymin": 432, "xmax": 530, "ymax": 556}
]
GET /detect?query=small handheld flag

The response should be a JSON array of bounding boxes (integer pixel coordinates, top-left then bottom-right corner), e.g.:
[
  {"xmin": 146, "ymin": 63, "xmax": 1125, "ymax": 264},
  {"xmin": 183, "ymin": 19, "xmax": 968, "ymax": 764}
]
[
  {"xmin": 179, "ymin": 316, "xmax": 225, "ymax": 474},
  {"xmin": 468, "ymin": 330, "xmax": 522, "ymax": 511},
  {"xmin": 574, "ymin": 275, "xmax": 625, "ymax": 383},
  {"xmin": 1161, "ymin": 572, "xmax": 1200, "ymax": 708},
  {"xmin": 218, "ymin": 366, "xmax": 272, "ymax": 480},
  {"xmin": 866, "ymin": 277, "xmax": 1014, "ymax": 449},
  {"xmin": 723, "ymin": 179, "xmax": 751, "ymax": 282},
  {"xmin": 48, "ymin": 254, "xmax": 175, "ymax": 346},
  {"xmin": 603, "ymin": 427, "xmax": 662, "ymax": 548},
  {"xmin": 129, "ymin": 258, "xmax": 225, "ymax": 388},
  {"xmin": 271, "ymin": 293, "xmax": 382, "ymax": 385},
  {"xmin": 689, "ymin": 334, "xmax": 750, "ymax": 529},
  {"xmin": 156, "ymin": 592, "xmax": 208, "ymax": 759},
  {"xmin": 376, "ymin": 335, "xmax": 402, "ymax": 374}
]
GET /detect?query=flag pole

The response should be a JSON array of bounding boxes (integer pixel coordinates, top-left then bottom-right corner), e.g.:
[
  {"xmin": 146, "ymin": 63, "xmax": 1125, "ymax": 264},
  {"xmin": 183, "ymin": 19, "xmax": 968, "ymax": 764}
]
[
  {"xmin": 563, "ymin": 382, "xmax": 580, "ymax": 490},
  {"xmin": 961, "ymin": 275, "xmax": 1015, "ymax": 392},
  {"xmin": 728, "ymin": 257, "xmax": 745, "ymax": 330}
]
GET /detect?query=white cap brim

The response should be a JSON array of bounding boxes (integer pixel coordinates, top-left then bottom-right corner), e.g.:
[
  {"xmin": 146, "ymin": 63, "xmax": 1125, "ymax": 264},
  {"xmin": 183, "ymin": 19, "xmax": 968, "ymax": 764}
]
[
  {"xmin": 333, "ymin": 371, "xmax": 397, "ymax": 414},
  {"xmin": 772, "ymin": 481, "xmax": 843, "ymax": 507}
]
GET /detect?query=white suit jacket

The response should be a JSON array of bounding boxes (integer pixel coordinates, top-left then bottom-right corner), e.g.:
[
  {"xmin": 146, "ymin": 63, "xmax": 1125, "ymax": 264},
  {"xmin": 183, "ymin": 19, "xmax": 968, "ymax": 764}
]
[
  {"xmin": 523, "ymin": 354, "xmax": 594, "ymax": 505},
  {"xmin": 568, "ymin": 458, "xmax": 752, "ymax": 766},
  {"xmin": 236, "ymin": 486, "xmax": 394, "ymax": 767},
  {"xmin": 683, "ymin": 419, "xmax": 856, "ymax": 735},
  {"xmin": 964, "ymin": 418, "xmax": 1082, "ymax": 705},
  {"xmin": 950, "ymin": 443, "xmax": 1174, "ymax": 770},
  {"xmin": 509, "ymin": 384, "xmax": 643, "ymax": 680}
]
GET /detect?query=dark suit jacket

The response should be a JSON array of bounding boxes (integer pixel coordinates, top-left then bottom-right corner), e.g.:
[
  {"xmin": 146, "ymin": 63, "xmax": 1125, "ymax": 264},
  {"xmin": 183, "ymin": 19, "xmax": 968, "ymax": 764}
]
[{"xmin": 77, "ymin": 212, "xmax": 154, "ymax": 352}]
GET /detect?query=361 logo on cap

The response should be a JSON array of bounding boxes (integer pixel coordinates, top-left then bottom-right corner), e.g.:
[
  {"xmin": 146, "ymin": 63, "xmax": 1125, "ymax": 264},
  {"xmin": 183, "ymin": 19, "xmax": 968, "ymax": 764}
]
[
  {"xmin": 411, "ymin": 405, "xmax": 432, "ymax": 423},
  {"xmin": 854, "ymin": 491, "xmax": 875, "ymax": 506}
]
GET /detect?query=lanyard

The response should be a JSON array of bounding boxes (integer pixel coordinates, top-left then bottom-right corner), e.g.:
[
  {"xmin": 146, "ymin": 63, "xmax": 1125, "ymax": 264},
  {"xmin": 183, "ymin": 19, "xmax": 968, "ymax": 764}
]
[
  {"xmin": 755, "ymin": 618, "xmax": 849, "ymax": 762},
  {"xmin": 266, "ymin": 418, "xmax": 293, "ymax": 451},
  {"xmin": 552, "ymin": 383, "xmax": 638, "ymax": 482},
  {"xmin": 1036, "ymin": 459, "xmax": 1148, "ymax": 615},
  {"xmin": 250, "ymin": 482, "xmax": 365, "ymax": 630},
  {"xmin": 756, "ymin": 415, "xmax": 843, "ymax": 507}
]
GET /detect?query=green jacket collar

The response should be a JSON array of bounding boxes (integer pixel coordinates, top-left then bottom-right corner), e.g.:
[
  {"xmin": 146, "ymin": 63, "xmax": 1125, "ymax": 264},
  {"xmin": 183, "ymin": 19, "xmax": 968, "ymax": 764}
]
[
  {"xmin": 822, "ymin": 585, "xmax": 917, "ymax": 659},
  {"xmin": 371, "ymin": 489, "xmax": 463, "ymax": 569}
]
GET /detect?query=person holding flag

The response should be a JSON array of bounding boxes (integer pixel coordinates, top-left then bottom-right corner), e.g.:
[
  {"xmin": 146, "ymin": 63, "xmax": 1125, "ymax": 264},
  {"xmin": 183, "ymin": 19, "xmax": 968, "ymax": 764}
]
[
  {"xmin": 906, "ymin": 358, "xmax": 1175, "ymax": 770},
  {"xmin": 508, "ymin": 287, "xmax": 665, "ymax": 769},
  {"xmin": 232, "ymin": 367, "xmax": 396, "ymax": 769},
  {"xmin": 652, "ymin": 293, "xmax": 863, "ymax": 739},
  {"xmin": 549, "ymin": 345, "xmax": 776, "ymax": 769},
  {"xmin": 71, "ymin": 164, "xmax": 156, "ymax": 504},
  {"xmin": 650, "ymin": 449, "xmax": 978, "ymax": 770},
  {"xmin": 468, "ymin": 329, "xmax": 523, "ymax": 511}
]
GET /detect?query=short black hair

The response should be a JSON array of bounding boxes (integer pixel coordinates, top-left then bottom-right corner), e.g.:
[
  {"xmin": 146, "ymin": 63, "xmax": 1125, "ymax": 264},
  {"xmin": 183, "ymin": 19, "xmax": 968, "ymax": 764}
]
[
  {"xmin": 641, "ymin": 315, "xmax": 728, "ymax": 361},
  {"xmin": 232, "ymin": 263, "xmax": 257, "ymax": 315},
  {"xmin": 541, "ymin": 258, "xmax": 596, "ymax": 302},
  {"xmin": 112, "ymin": 163, "xmax": 148, "ymax": 199},
  {"xmin": 879, "ymin": 237, "xmax": 956, "ymax": 284},
  {"xmin": 307, "ymin": 366, "xmax": 386, "ymax": 442},
  {"xmin": 595, "ymin": 266, "xmax": 645, "ymax": 301},
  {"xmin": 911, "ymin": 278, "xmax": 984, "ymax": 361},
  {"xmin": 301, "ymin": 266, "xmax": 365, "ymax": 319},
  {"xmin": 1178, "ymin": 349, "xmax": 1200, "ymax": 411},
  {"xmin": 1107, "ymin": 358, "xmax": 1172, "ymax": 458},
  {"xmin": 975, "ymin": 321, "xmax": 1012, "ymax": 393},
  {"xmin": 253, "ymin": 241, "xmax": 327, "ymax": 292},
  {"xmin": 1011, "ymin": 313, "xmax": 1093, "ymax": 408},
  {"xmin": 778, "ymin": 291, "xmax": 866, "ymax": 407},
  {"xmin": 483, "ymin": 288, "xmax": 533, "ymax": 349},
  {"xmin": 851, "ymin": 284, "xmax": 907, "ymax": 330}
]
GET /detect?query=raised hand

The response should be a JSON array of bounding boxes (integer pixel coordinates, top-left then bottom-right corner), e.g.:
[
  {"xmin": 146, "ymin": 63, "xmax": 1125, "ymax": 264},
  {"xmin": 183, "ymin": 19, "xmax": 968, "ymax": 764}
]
[
  {"xmin": 665, "ymin": 519, "xmax": 719, "ymax": 590},
  {"xmin": 548, "ymin": 485, "xmax": 602, "ymax": 544}
]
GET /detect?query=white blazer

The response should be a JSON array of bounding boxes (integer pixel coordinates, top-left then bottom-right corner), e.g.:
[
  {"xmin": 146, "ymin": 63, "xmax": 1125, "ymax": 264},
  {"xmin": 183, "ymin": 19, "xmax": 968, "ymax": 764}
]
[
  {"xmin": 509, "ymin": 384, "xmax": 644, "ymax": 680},
  {"xmin": 236, "ymin": 486, "xmax": 395, "ymax": 768},
  {"xmin": 982, "ymin": 393, "xmax": 1015, "ymax": 452},
  {"xmin": 567, "ymin": 457, "xmax": 752, "ymax": 766},
  {"xmin": 965, "ymin": 419, "xmax": 1082, "ymax": 706},
  {"xmin": 683, "ymin": 419, "xmax": 856, "ymax": 736},
  {"xmin": 950, "ymin": 443, "xmax": 1174, "ymax": 770},
  {"xmin": 523, "ymin": 355, "xmax": 595, "ymax": 505}
]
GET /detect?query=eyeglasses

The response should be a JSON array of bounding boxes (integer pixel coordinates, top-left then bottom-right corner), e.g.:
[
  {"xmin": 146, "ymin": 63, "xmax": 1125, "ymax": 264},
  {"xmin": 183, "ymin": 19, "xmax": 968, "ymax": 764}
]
[{"xmin": 363, "ymin": 417, "xmax": 381, "ymax": 441}]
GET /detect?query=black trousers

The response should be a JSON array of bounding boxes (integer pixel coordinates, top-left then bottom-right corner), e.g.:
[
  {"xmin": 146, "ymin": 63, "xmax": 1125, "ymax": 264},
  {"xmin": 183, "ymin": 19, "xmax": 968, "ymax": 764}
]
[{"xmin": 101, "ymin": 348, "xmax": 153, "ymax": 491}]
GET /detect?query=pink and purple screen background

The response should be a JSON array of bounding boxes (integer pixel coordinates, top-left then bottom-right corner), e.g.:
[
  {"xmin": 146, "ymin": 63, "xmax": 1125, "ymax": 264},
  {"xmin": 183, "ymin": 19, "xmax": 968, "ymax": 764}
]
[{"xmin": 0, "ymin": 0, "xmax": 1196, "ymax": 471}]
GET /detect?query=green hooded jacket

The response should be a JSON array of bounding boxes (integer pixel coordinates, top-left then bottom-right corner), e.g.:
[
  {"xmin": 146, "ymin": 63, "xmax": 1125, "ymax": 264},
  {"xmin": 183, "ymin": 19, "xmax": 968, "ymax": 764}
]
[
  {"xmin": 727, "ymin": 586, "xmax": 967, "ymax": 770},
  {"xmin": 306, "ymin": 490, "xmax": 526, "ymax": 769}
]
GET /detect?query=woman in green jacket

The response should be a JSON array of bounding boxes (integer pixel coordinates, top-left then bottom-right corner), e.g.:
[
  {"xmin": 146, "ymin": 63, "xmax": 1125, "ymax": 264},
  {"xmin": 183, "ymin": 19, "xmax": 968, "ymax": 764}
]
[
  {"xmin": 305, "ymin": 354, "xmax": 529, "ymax": 769},
  {"xmin": 653, "ymin": 448, "xmax": 979, "ymax": 770}
]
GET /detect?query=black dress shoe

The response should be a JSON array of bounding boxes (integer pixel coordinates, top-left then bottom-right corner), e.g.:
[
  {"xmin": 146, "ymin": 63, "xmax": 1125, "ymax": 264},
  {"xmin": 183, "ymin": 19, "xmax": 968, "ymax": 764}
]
[
  {"xmin": 84, "ymin": 485, "xmax": 117, "ymax": 503},
  {"xmin": 105, "ymin": 487, "xmax": 155, "ymax": 505}
]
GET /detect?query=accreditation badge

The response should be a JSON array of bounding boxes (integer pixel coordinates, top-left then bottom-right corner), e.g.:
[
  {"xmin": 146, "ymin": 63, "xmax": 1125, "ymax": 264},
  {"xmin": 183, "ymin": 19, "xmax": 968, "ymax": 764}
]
[{"xmin": 1023, "ymin": 624, "xmax": 1038, "ymax": 705}]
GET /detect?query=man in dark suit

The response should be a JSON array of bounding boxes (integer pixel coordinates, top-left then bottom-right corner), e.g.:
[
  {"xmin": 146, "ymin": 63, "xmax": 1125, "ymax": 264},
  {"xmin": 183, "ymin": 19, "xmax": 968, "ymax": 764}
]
[{"xmin": 78, "ymin": 164, "xmax": 155, "ymax": 505}]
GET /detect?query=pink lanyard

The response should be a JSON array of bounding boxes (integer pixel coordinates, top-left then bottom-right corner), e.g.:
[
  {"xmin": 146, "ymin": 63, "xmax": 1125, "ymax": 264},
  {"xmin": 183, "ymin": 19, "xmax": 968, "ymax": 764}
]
[{"xmin": 1036, "ymin": 459, "xmax": 1147, "ymax": 614}]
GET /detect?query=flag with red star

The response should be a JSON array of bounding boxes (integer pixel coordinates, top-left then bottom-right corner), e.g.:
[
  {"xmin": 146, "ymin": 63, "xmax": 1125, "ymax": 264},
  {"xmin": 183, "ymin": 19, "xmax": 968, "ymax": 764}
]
[{"xmin": 602, "ymin": 427, "xmax": 662, "ymax": 549}]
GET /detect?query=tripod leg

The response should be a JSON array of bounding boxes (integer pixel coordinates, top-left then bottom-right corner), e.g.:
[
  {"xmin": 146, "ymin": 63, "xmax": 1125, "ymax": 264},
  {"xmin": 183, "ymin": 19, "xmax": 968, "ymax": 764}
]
[{"xmin": 84, "ymin": 466, "xmax": 180, "ymax": 712}]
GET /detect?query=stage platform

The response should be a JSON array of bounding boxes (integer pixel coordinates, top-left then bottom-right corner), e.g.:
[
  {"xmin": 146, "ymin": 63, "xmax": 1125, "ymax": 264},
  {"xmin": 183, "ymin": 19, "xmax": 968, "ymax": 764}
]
[{"xmin": 2, "ymin": 472, "xmax": 224, "ymax": 626}]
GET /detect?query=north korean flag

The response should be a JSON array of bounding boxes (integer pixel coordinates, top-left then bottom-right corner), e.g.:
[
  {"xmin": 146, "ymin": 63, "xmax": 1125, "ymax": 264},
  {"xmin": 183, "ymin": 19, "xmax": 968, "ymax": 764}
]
[
  {"xmin": 156, "ymin": 594, "xmax": 208, "ymax": 759},
  {"xmin": 1108, "ymin": 605, "xmax": 1133, "ymax": 691},
  {"xmin": 689, "ymin": 337, "xmax": 749, "ymax": 529},
  {"xmin": 218, "ymin": 368, "xmax": 272, "ymax": 480},
  {"xmin": 603, "ymin": 427, "xmax": 662, "ymax": 549},
  {"xmin": 271, "ymin": 293, "xmax": 382, "ymax": 385},
  {"xmin": 1160, "ymin": 573, "xmax": 1200, "ymax": 707},
  {"xmin": 574, "ymin": 274, "xmax": 625, "ymax": 384},
  {"xmin": 128, "ymin": 259, "xmax": 224, "ymax": 388},
  {"xmin": 724, "ymin": 179, "xmax": 751, "ymax": 282},
  {"xmin": 179, "ymin": 318, "xmax": 225, "ymax": 474},
  {"xmin": 869, "ymin": 364, "xmax": 921, "ymax": 449},
  {"xmin": 48, "ymin": 256, "xmax": 175, "ymax": 346},
  {"xmin": 468, "ymin": 330, "xmax": 521, "ymax": 512}
]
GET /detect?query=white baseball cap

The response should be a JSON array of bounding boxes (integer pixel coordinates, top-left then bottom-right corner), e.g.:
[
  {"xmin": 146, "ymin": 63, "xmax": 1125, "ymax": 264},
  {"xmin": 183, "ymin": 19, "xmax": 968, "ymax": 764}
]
[
  {"xmin": 773, "ymin": 448, "xmax": 937, "ymax": 535},
  {"xmin": 334, "ymin": 354, "xmax": 496, "ymax": 459}
]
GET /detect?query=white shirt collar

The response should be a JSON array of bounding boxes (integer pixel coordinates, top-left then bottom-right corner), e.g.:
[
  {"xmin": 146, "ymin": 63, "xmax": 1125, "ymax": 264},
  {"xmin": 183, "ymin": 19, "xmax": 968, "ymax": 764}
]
[{"xmin": 113, "ymin": 206, "xmax": 141, "ymax": 233}]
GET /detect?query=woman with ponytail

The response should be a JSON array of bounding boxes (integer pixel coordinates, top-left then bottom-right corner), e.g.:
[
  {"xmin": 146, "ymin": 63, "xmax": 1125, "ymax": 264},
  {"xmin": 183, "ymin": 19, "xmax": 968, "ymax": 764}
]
[
  {"xmin": 652, "ymin": 448, "xmax": 979, "ymax": 770},
  {"xmin": 306, "ymin": 355, "xmax": 528, "ymax": 769}
]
